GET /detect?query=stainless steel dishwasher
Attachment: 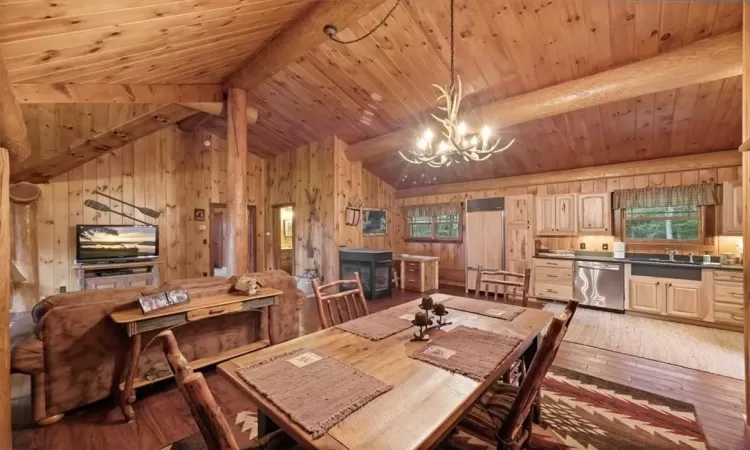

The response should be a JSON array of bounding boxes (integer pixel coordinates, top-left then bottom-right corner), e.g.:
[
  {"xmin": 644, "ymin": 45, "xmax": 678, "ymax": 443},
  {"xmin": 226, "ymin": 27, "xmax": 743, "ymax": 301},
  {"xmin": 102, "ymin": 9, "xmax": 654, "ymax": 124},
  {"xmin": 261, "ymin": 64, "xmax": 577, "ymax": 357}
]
[{"xmin": 574, "ymin": 261, "xmax": 625, "ymax": 311}]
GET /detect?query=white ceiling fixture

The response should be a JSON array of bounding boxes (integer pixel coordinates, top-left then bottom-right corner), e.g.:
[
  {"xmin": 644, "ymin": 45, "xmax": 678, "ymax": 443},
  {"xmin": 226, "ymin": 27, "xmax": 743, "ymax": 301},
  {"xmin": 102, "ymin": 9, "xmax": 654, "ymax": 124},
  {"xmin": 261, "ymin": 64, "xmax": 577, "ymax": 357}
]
[{"xmin": 399, "ymin": 0, "xmax": 514, "ymax": 168}]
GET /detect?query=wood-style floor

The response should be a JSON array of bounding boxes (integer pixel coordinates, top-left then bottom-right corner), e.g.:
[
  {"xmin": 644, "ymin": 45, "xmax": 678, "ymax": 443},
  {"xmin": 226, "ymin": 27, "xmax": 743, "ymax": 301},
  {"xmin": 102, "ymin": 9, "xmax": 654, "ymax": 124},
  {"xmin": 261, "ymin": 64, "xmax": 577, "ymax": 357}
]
[{"xmin": 12, "ymin": 286, "xmax": 750, "ymax": 450}]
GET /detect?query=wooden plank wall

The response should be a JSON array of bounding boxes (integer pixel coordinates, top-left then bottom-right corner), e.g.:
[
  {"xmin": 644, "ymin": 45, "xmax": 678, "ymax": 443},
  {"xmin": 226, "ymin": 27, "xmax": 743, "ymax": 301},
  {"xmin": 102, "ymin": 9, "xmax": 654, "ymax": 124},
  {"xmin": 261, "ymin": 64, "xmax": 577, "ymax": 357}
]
[
  {"xmin": 266, "ymin": 135, "xmax": 394, "ymax": 282},
  {"xmin": 394, "ymin": 164, "xmax": 743, "ymax": 285},
  {"xmin": 28, "ymin": 105, "xmax": 266, "ymax": 304}
]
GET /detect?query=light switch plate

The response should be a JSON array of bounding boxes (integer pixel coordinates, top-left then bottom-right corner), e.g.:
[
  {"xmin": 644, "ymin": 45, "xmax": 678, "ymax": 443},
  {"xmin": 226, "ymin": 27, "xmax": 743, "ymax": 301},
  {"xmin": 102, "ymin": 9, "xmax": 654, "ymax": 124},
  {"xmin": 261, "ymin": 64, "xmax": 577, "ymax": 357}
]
[
  {"xmin": 579, "ymin": 243, "xmax": 586, "ymax": 250},
  {"xmin": 602, "ymin": 243, "xmax": 609, "ymax": 250}
]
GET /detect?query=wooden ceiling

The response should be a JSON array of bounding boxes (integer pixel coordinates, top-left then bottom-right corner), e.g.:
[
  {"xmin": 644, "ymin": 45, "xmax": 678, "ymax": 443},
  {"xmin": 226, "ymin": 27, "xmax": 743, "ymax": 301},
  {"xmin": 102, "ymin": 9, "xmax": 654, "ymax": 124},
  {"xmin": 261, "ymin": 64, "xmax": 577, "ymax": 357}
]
[{"xmin": 2, "ymin": 0, "xmax": 745, "ymax": 189}]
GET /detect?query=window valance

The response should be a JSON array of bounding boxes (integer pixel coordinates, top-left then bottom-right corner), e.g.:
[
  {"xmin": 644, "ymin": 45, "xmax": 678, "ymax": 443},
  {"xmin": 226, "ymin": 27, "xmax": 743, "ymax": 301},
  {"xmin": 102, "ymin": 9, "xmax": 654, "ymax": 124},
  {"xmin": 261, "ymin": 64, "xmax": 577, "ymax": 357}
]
[
  {"xmin": 403, "ymin": 202, "xmax": 461, "ymax": 218},
  {"xmin": 612, "ymin": 183, "xmax": 718, "ymax": 210}
]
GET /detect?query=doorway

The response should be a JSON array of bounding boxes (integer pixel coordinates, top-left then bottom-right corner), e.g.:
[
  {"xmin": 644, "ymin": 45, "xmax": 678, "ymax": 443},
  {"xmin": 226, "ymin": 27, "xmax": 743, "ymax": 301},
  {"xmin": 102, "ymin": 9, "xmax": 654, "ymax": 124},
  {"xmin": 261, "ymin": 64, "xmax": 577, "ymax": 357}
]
[
  {"xmin": 209, "ymin": 203, "xmax": 256, "ymax": 276},
  {"xmin": 272, "ymin": 204, "xmax": 295, "ymax": 275}
]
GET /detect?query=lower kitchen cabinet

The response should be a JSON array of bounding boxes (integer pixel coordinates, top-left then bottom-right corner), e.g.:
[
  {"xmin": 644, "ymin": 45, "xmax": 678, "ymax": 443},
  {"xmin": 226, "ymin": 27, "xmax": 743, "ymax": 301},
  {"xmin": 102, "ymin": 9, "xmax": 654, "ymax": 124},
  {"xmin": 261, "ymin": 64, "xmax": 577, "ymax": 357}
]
[
  {"xmin": 628, "ymin": 276, "xmax": 663, "ymax": 314},
  {"xmin": 665, "ymin": 280, "xmax": 703, "ymax": 320}
]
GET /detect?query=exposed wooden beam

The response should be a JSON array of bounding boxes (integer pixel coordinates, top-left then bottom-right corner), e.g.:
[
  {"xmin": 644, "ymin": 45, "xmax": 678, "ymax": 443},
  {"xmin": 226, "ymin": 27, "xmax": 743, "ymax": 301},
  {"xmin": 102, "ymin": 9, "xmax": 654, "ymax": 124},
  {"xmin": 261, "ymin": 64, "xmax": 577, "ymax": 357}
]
[
  {"xmin": 13, "ymin": 83, "xmax": 224, "ymax": 103},
  {"xmin": 0, "ymin": 147, "xmax": 10, "ymax": 448},
  {"xmin": 226, "ymin": 88, "xmax": 249, "ymax": 275},
  {"xmin": 177, "ymin": 112, "xmax": 212, "ymax": 133},
  {"xmin": 11, "ymin": 105, "xmax": 197, "ymax": 183},
  {"xmin": 741, "ymin": 2, "xmax": 750, "ymax": 429},
  {"xmin": 395, "ymin": 151, "xmax": 742, "ymax": 198},
  {"xmin": 224, "ymin": 0, "xmax": 388, "ymax": 91},
  {"xmin": 0, "ymin": 51, "xmax": 31, "ymax": 162},
  {"xmin": 348, "ymin": 31, "xmax": 743, "ymax": 162},
  {"xmin": 181, "ymin": 102, "xmax": 258, "ymax": 125},
  {"xmin": 196, "ymin": 115, "xmax": 275, "ymax": 159}
]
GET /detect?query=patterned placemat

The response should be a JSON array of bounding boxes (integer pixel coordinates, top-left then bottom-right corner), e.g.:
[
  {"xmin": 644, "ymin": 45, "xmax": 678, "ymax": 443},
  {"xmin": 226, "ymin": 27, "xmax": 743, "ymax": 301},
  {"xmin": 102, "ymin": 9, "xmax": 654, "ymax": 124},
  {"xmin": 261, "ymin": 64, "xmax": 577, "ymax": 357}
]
[
  {"xmin": 237, "ymin": 349, "xmax": 392, "ymax": 438},
  {"xmin": 444, "ymin": 296, "xmax": 525, "ymax": 321},
  {"xmin": 410, "ymin": 326, "xmax": 522, "ymax": 381},
  {"xmin": 335, "ymin": 309, "xmax": 414, "ymax": 340}
]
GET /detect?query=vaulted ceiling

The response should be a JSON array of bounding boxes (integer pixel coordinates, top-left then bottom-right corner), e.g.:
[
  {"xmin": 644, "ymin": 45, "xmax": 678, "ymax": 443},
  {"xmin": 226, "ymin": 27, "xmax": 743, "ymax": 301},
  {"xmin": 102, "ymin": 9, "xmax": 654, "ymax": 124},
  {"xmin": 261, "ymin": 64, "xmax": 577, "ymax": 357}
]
[{"xmin": 2, "ymin": 0, "xmax": 744, "ymax": 189}]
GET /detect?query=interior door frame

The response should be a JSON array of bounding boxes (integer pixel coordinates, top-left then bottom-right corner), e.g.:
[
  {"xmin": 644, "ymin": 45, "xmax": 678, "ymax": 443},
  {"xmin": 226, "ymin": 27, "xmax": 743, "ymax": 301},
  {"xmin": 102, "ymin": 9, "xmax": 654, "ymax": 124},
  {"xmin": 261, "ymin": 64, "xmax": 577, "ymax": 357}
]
[
  {"xmin": 209, "ymin": 203, "xmax": 257, "ymax": 275},
  {"xmin": 271, "ymin": 203, "xmax": 295, "ymax": 274}
]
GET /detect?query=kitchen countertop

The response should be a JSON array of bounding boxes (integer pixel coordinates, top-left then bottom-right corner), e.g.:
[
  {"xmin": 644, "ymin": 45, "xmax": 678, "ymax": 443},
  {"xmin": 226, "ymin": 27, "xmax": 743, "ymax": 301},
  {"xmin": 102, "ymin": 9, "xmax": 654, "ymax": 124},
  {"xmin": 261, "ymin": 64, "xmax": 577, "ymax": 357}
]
[
  {"xmin": 393, "ymin": 254, "xmax": 440, "ymax": 262},
  {"xmin": 535, "ymin": 252, "xmax": 742, "ymax": 271}
]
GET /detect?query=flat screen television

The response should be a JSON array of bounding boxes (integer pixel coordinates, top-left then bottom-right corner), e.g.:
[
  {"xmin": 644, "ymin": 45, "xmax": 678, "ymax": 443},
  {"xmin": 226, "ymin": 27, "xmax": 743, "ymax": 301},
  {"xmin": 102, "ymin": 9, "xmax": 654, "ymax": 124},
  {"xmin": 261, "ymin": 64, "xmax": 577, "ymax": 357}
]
[{"xmin": 76, "ymin": 225, "xmax": 159, "ymax": 263}]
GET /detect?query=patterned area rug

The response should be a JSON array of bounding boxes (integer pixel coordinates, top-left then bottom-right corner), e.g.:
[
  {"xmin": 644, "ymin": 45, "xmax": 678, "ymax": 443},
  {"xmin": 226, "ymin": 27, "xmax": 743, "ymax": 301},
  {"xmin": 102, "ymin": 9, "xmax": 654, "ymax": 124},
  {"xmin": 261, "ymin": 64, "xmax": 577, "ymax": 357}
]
[{"xmin": 164, "ymin": 367, "xmax": 707, "ymax": 450}]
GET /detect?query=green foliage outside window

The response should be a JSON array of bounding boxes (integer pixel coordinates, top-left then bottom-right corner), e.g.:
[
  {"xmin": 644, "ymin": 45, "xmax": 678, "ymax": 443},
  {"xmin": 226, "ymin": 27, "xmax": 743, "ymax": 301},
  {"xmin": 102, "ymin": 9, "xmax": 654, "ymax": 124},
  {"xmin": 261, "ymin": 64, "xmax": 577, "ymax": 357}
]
[
  {"xmin": 625, "ymin": 206, "xmax": 699, "ymax": 241},
  {"xmin": 407, "ymin": 215, "xmax": 460, "ymax": 240}
]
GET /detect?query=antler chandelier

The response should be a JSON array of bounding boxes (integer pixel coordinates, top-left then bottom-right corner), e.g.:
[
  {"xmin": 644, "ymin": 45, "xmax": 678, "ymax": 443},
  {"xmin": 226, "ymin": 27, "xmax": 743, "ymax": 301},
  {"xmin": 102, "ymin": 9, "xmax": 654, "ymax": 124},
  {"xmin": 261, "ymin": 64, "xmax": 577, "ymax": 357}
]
[{"xmin": 399, "ymin": 0, "xmax": 514, "ymax": 168}]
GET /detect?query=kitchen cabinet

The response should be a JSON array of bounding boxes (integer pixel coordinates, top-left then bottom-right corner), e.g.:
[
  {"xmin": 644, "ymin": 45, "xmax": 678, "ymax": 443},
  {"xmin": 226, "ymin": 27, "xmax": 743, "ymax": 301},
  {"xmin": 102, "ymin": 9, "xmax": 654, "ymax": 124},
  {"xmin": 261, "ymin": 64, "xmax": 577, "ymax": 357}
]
[
  {"xmin": 578, "ymin": 193, "xmax": 611, "ymax": 234},
  {"xmin": 532, "ymin": 258, "xmax": 574, "ymax": 301},
  {"xmin": 394, "ymin": 255, "xmax": 439, "ymax": 293},
  {"xmin": 535, "ymin": 195, "xmax": 577, "ymax": 235},
  {"xmin": 706, "ymin": 269, "xmax": 744, "ymax": 327},
  {"xmin": 506, "ymin": 194, "xmax": 533, "ymax": 226},
  {"xmin": 722, "ymin": 181, "xmax": 742, "ymax": 235},
  {"xmin": 628, "ymin": 276, "xmax": 663, "ymax": 314},
  {"xmin": 665, "ymin": 280, "xmax": 703, "ymax": 320}
]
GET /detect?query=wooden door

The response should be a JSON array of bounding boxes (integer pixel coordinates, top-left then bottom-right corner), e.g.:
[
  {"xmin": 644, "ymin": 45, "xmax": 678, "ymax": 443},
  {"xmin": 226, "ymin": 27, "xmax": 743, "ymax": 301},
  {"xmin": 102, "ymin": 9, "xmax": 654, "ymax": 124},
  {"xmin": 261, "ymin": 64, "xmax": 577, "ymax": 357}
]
[
  {"xmin": 210, "ymin": 204, "xmax": 256, "ymax": 275},
  {"xmin": 628, "ymin": 276, "xmax": 664, "ymax": 314},
  {"xmin": 506, "ymin": 226, "xmax": 530, "ymax": 271},
  {"xmin": 722, "ymin": 181, "xmax": 742, "ymax": 235},
  {"xmin": 665, "ymin": 280, "xmax": 703, "ymax": 320},
  {"xmin": 466, "ymin": 210, "xmax": 504, "ymax": 291},
  {"xmin": 535, "ymin": 196, "xmax": 556, "ymax": 234},
  {"xmin": 578, "ymin": 193, "xmax": 611, "ymax": 234},
  {"xmin": 555, "ymin": 194, "xmax": 577, "ymax": 234},
  {"xmin": 210, "ymin": 210, "xmax": 225, "ymax": 272},
  {"xmin": 506, "ymin": 195, "xmax": 532, "ymax": 226}
]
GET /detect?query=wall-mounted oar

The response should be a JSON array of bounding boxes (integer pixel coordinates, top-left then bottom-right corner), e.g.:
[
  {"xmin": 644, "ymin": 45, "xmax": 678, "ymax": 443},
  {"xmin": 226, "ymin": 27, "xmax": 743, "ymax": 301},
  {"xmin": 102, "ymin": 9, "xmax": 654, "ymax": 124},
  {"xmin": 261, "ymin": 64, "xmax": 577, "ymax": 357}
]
[
  {"xmin": 84, "ymin": 199, "xmax": 151, "ymax": 225},
  {"xmin": 94, "ymin": 190, "xmax": 161, "ymax": 218}
]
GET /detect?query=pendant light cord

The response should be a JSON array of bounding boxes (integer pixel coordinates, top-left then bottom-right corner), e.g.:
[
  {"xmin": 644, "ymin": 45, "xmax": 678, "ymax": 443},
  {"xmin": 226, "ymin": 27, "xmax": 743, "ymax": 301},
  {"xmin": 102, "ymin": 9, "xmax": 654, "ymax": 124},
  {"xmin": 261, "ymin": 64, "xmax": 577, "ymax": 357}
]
[
  {"xmin": 326, "ymin": 0, "xmax": 401, "ymax": 44},
  {"xmin": 450, "ymin": 0, "xmax": 455, "ymax": 89}
]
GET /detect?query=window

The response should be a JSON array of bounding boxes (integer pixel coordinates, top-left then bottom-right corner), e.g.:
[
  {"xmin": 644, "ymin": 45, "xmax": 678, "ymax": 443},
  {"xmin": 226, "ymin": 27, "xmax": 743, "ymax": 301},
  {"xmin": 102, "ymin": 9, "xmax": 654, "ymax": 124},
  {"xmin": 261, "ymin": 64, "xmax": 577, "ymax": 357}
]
[
  {"xmin": 624, "ymin": 205, "xmax": 700, "ymax": 242},
  {"xmin": 406, "ymin": 214, "xmax": 462, "ymax": 242}
]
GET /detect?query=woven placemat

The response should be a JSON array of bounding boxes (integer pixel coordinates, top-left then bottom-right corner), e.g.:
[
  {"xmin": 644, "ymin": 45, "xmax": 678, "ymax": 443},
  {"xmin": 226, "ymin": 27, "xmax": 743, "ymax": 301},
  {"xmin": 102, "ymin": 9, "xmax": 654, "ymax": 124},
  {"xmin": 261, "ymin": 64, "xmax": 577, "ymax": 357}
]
[
  {"xmin": 410, "ymin": 326, "xmax": 522, "ymax": 381},
  {"xmin": 237, "ymin": 349, "xmax": 392, "ymax": 438},
  {"xmin": 335, "ymin": 309, "xmax": 414, "ymax": 340},
  {"xmin": 444, "ymin": 296, "xmax": 525, "ymax": 320}
]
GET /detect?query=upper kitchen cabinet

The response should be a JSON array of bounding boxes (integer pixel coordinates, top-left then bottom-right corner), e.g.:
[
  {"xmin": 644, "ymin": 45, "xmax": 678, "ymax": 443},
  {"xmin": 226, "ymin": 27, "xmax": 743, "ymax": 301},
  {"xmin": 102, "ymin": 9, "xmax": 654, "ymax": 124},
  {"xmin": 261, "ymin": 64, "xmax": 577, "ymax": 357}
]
[
  {"xmin": 578, "ymin": 193, "xmax": 612, "ymax": 235},
  {"xmin": 535, "ymin": 194, "xmax": 577, "ymax": 235},
  {"xmin": 506, "ymin": 194, "xmax": 533, "ymax": 226},
  {"xmin": 722, "ymin": 181, "xmax": 742, "ymax": 235}
]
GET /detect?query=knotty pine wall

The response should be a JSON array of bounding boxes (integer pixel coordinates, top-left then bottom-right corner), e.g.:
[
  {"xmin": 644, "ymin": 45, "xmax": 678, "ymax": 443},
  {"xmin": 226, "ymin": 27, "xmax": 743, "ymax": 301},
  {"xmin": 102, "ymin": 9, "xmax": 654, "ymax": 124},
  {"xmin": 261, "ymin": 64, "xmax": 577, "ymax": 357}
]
[
  {"xmin": 393, "ymin": 164, "xmax": 742, "ymax": 286},
  {"xmin": 266, "ymin": 135, "xmax": 394, "ymax": 283},
  {"xmin": 30, "ymin": 117, "xmax": 265, "ymax": 303}
]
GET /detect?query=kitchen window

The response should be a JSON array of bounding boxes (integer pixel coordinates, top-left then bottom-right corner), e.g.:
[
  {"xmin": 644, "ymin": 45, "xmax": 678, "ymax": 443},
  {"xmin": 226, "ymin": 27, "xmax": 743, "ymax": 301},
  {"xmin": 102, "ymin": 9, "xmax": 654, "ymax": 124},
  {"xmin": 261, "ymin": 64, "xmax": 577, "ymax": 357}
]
[
  {"xmin": 624, "ymin": 205, "xmax": 700, "ymax": 242},
  {"xmin": 404, "ymin": 203, "xmax": 463, "ymax": 242}
]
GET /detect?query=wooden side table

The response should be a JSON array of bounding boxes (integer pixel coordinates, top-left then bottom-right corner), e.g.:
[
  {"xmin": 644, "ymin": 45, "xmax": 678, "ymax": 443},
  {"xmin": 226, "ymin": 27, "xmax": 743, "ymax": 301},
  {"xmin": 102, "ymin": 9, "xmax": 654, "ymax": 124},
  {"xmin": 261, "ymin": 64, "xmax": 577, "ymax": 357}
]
[{"xmin": 109, "ymin": 288, "xmax": 282, "ymax": 421}]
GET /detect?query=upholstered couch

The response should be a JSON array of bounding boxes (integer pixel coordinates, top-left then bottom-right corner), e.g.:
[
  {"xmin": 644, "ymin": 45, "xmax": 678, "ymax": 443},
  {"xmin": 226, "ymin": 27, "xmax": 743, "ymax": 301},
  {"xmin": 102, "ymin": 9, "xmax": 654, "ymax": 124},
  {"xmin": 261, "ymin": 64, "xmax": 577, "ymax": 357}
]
[{"xmin": 11, "ymin": 271, "xmax": 304, "ymax": 425}]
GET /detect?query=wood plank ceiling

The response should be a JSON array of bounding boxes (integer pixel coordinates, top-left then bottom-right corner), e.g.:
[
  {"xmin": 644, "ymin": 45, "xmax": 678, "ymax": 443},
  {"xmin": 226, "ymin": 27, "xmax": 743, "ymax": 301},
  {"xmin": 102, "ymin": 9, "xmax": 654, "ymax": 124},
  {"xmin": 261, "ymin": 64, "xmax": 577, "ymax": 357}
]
[{"xmin": 1, "ymin": 0, "xmax": 744, "ymax": 189}]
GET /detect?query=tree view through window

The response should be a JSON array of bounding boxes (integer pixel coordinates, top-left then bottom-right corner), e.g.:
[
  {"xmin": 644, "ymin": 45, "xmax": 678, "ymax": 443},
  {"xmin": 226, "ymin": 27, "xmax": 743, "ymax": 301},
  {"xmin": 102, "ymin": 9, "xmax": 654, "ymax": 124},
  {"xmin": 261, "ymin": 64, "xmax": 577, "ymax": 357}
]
[
  {"xmin": 407, "ymin": 214, "xmax": 461, "ymax": 241},
  {"xmin": 624, "ymin": 205, "xmax": 699, "ymax": 241}
]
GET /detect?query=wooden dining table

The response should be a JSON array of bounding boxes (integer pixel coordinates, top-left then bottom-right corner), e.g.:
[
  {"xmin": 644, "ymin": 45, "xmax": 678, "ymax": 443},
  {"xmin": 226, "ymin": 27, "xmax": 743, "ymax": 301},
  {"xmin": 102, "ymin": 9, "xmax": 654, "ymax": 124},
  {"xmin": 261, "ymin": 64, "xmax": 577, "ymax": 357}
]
[{"xmin": 217, "ymin": 294, "xmax": 554, "ymax": 450}]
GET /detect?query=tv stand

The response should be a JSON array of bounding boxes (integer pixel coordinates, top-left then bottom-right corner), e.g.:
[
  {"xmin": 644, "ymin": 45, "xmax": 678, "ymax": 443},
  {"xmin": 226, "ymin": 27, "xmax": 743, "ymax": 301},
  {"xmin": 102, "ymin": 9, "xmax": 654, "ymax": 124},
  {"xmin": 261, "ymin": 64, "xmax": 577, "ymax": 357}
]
[{"xmin": 72, "ymin": 260, "xmax": 164, "ymax": 291}]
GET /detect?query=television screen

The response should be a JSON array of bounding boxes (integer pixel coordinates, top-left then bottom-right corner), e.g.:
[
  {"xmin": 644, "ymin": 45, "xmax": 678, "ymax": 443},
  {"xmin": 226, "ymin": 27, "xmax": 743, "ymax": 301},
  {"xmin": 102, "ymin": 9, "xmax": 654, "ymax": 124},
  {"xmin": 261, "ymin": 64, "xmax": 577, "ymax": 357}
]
[{"xmin": 76, "ymin": 225, "xmax": 159, "ymax": 262}]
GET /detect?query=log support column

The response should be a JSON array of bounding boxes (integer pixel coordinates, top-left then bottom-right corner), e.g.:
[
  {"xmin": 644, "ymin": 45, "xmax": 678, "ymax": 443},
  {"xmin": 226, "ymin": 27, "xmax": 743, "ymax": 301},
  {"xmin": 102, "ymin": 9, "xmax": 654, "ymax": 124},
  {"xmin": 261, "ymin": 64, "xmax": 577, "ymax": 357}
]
[
  {"xmin": 743, "ymin": 2, "xmax": 750, "ymax": 429},
  {"xmin": 10, "ymin": 182, "xmax": 41, "ymax": 313},
  {"xmin": 226, "ymin": 88, "xmax": 249, "ymax": 275},
  {"xmin": 0, "ymin": 148, "xmax": 11, "ymax": 448}
]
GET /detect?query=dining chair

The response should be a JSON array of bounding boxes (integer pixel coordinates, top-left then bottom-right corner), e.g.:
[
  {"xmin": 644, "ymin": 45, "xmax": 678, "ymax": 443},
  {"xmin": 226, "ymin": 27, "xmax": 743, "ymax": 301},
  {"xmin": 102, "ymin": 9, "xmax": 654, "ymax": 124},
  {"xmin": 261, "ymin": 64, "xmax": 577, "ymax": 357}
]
[
  {"xmin": 312, "ymin": 271, "xmax": 369, "ymax": 329},
  {"xmin": 442, "ymin": 305, "xmax": 576, "ymax": 450},
  {"xmin": 474, "ymin": 265, "xmax": 531, "ymax": 307},
  {"xmin": 157, "ymin": 330, "xmax": 298, "ymax": 450}
]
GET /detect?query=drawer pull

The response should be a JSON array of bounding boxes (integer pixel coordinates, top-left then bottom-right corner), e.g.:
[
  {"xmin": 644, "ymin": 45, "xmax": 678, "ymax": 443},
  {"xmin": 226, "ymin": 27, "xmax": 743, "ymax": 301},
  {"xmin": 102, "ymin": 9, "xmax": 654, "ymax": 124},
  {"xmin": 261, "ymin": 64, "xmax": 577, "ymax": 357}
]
[
  {"xmin": 546, "ymin": 275, "xmax": 558, "ymax": 278},
  {"xmin": 546, "ymin": 289, "xmax": 558, "ymax": 294},
  {"xmin": 209, "ymin": 308, "xmax": 225, "ymax": 315}
]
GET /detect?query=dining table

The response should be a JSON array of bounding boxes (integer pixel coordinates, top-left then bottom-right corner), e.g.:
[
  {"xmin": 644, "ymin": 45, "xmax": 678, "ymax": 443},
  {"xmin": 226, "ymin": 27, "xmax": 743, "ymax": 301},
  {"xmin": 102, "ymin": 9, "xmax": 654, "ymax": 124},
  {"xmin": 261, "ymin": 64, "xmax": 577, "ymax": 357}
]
[{"xmin": 217, "ymin": 293, "xmax": 554, "ymax": 450}]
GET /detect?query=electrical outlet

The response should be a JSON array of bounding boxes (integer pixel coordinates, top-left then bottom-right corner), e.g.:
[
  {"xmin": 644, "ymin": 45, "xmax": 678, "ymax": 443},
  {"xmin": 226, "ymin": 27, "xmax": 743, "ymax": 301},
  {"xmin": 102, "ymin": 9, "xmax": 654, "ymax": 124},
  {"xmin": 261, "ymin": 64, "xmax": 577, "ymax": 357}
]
[
  {"xmin": 203, "ymin": 239, "xmax": 207, "ymax": 244},
  {"xmin": 59, "ymin": 286, "xmax": 66, "ymax": 293},
  {"xmin": 203, "ymin": 272, "xmax": 208, "ymax": 277},
  {"xmin": 579, "ymin": 243, "xmax": 586, "ymax": 250},
  {"xmin": 602, "ymin": 243, "xmax": 609, "ymax": 250}
]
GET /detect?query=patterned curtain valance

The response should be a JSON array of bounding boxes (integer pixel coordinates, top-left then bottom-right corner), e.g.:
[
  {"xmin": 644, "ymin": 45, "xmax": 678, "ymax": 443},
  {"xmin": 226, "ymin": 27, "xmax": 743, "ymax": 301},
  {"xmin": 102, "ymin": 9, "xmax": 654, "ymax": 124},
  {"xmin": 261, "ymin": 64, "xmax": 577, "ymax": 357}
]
[
  {"xmin": 612, "ymin": 184, "xmax": 718, "ymax": 209},
  {"xmin": 404, "ymin": 202, "xmax": 461, "ymax": 218}
]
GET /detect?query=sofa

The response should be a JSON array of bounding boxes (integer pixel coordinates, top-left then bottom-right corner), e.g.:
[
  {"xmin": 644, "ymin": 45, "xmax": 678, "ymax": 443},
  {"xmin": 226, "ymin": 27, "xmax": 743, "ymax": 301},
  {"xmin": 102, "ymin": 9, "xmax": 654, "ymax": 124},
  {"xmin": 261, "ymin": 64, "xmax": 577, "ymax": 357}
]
[{"xmin": 11, "ymin": 271, "xmax": 305, "ymax": 425}]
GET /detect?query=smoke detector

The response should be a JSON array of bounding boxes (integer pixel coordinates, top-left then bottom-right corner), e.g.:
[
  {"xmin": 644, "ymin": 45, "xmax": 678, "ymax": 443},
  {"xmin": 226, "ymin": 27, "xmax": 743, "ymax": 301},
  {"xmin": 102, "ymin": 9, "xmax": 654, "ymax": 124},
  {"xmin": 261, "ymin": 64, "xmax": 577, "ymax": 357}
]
[{"xmin": 323, "ymin": 25, "xmax": 338, "ymax": 37}]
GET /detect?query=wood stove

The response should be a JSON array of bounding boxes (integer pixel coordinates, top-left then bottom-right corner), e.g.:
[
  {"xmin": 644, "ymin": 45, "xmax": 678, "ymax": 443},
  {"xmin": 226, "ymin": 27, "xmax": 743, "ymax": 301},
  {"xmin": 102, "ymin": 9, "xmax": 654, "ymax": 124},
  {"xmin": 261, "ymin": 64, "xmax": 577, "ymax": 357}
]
[{"xmin": 339, "ymin": 248, "xmax": 392, "ymax": 300}]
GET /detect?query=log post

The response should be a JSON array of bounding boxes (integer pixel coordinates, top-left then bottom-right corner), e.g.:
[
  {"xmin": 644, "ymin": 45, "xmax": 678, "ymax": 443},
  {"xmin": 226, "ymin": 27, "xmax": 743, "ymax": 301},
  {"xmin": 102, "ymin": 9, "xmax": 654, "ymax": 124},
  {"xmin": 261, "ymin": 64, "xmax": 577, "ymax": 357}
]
[
  {"xmin": 743, "ymin": 2, "xmax": 750, "ymax": 428},
  {"xmin": 226, "ymin": 88, "xmax": 249, "ymax": 276},
  {"xmin": 0, "ymin": 50, "xmax": 31, "ymax": 162},
  {"xmin": 0, "ymin": 147, "xmax": 12, "ymax": 448},
  {"xmin": 10, "ymin": 182, "xmax": 40, "ymax": 313}
]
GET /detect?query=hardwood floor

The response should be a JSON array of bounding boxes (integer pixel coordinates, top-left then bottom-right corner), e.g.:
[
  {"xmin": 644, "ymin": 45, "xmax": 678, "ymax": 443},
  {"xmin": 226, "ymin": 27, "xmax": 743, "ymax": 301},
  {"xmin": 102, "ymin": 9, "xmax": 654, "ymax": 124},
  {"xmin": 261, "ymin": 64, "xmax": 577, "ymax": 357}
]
[{"xmin": 12, "ymin": 286, "xmax": 750, "ymax": 449}]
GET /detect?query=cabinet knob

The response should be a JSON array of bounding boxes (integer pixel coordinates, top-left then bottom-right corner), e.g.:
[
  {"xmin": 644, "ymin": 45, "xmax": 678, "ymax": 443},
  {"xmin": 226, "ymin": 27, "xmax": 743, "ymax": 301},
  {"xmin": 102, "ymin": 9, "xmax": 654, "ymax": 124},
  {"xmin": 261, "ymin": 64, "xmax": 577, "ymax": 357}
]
[{"xmin": 656, "ymin": 282, "xmax": 660, "ymax": 285}]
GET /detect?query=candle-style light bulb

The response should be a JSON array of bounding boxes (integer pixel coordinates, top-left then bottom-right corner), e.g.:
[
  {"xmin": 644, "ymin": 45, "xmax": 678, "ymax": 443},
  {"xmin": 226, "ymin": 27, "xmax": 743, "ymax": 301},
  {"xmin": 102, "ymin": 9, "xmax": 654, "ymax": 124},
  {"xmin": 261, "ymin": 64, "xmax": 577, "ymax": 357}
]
[
  {"xmin": 424, "ymin": 129, "xmax": 434, "ymax": 142},
  {"xmin": 457, "ymin": 122, "xmax": 467, "ymax": 136},
  {"xmin": 481, "ymin": 126, "xmax": 492, "ymax": 140}
]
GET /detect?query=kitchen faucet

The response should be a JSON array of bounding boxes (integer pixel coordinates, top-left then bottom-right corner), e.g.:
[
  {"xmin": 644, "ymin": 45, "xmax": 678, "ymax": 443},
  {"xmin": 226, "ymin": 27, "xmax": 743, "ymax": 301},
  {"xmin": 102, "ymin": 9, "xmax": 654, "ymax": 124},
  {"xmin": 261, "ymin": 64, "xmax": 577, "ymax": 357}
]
[{"xmin": 666, "ymin": 249, "xmax": 677, "ymax": 261}]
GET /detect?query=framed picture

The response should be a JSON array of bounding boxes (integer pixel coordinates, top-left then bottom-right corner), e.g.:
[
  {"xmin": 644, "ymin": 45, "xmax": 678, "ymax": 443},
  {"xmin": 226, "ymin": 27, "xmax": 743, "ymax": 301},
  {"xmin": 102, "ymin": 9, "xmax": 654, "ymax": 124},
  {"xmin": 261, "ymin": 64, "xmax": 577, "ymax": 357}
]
[
  {"xmin": 362, "ymin": 208, "xmax": 387, "ymax": 236},
  {"xmin": 138, "ymin": 289, "xmax": 191, "ymax": 314},
  {"xmin": 194, "ymin": 208, "xmax": 205, "ymax": 221},
  {"xmin": 283, "ymin": 219, "xmax": 293, "ymax": 237}
]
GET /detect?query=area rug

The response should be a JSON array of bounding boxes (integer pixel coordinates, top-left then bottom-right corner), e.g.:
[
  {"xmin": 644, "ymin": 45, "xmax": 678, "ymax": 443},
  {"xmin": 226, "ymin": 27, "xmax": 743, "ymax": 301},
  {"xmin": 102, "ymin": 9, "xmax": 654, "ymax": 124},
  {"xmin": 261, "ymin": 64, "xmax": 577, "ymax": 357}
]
[
  {"xmin": 445, "ymin": 366, "xmax": 707, "ymax": 450},
  {"xmin": 544, "ymin": 302, "xmax": 744, "ymax": 379}
]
